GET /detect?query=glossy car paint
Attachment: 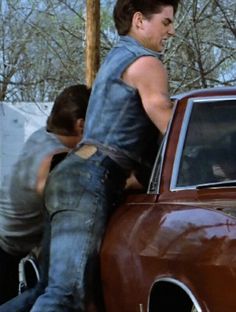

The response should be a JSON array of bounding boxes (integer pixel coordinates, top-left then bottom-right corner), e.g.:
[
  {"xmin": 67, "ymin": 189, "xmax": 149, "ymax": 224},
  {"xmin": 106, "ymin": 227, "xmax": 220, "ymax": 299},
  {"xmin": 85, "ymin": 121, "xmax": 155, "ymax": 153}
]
[{"xmin": 100, "ymin": 87, "xmax": 236, "ymax": 312}]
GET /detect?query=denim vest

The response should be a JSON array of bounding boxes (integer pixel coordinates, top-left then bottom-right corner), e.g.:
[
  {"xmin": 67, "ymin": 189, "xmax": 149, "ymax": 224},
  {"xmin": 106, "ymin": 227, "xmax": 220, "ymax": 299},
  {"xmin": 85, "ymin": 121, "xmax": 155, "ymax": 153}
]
[{"xmin": 82, "ymin": 35, "xmax": 161, "ymax": 169}]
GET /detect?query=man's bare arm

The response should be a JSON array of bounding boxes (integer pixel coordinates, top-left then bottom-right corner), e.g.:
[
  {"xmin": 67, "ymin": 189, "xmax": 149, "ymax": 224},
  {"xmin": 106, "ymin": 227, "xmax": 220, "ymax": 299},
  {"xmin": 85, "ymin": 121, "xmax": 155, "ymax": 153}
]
[{"xmin": 122, "ymin": 56, "xmax": 173, "ymax": 134}]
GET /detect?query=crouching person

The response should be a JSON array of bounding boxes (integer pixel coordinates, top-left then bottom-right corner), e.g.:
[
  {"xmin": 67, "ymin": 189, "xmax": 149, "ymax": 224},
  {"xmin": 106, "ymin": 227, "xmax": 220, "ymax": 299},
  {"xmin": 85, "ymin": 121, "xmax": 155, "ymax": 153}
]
[{"xmin": 0, "ymin": 84, "xmax": 91, "ymax": 312}]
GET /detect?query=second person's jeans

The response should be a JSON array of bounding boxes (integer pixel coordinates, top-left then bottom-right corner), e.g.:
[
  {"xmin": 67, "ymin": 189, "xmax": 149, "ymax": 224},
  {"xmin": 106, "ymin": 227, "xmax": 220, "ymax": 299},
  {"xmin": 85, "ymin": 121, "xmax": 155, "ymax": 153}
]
[{"xmin": 0, "ymin": 215, "xmax": 51, "ymax": 312}]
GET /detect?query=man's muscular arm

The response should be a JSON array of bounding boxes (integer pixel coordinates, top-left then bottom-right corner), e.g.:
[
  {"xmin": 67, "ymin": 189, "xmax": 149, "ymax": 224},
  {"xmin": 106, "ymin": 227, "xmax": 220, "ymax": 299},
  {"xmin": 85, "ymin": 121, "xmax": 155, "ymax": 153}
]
[{"xmin": 122, "ymin": 56, "xmax": 173, "ymax": 134}]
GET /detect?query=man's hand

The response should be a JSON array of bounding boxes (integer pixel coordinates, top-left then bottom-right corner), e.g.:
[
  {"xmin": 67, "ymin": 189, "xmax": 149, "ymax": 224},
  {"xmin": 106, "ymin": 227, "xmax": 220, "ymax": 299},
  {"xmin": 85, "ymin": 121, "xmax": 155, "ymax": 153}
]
[{"xmin": 125, "ymin": 173, "xmax": 145, "ymax": 190}]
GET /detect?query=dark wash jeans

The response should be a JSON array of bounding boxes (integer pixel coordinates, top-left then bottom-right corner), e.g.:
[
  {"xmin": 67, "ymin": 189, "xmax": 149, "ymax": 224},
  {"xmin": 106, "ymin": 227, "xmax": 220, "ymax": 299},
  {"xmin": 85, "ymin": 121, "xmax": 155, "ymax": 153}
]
[
  {"xmin": 0, "ymin": 217, "xmax": 51, "ymax": 312},
  {"xmin": 0, "ymin": 247, "xmax": 23, "ymax": 305},
  {"xmin": 0, "ymin": 282, "xmax": 44, "ymax": 312},
  {"xmin": 30, "ymin": 150, "xmax": 127, "ymax": 312}
]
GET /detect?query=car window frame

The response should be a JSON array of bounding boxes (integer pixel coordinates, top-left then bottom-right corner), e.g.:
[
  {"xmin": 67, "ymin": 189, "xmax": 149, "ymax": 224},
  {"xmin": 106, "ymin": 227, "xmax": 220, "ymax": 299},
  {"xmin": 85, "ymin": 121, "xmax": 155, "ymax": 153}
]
[
  {"xmin": 147, "ymin": 100, "xmax": 178, "ymax": 195},
  {"xmin": 170, "ymin": 95, "xmax": 236, "ymax": 191}
]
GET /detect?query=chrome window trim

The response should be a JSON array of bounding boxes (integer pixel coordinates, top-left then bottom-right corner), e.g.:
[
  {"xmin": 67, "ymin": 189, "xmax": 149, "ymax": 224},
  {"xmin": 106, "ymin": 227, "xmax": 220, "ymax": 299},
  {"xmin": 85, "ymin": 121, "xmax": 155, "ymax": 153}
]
[
  {"xmin": 148, "ymin": 277, "xmax": 202, "ymax": 312},
  {"xmin": 170, "ymin": 95, "xmax": 236, "ymax": 191},
  {"xmin": 147, "ymin": 101, "xmax": 178, "ymax": 194},
  {"xmin": 147, "ymin": 136, "xmax": 166, "ymax": 194}
]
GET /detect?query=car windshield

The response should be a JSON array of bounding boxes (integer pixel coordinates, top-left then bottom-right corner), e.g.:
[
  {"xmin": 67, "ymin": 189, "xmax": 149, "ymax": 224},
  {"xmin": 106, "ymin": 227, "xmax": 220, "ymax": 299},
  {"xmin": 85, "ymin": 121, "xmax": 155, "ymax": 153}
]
[{"xmin": 176, "ymin": 97, "xmax": 236, "ymax": 188}]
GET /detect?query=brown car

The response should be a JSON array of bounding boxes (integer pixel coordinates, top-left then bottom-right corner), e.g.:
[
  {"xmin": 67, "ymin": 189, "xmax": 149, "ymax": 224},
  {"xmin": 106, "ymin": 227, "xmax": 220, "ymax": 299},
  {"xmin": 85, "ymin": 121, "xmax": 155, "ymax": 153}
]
[{"xmin": 100, "ymin": 86, "xmax": 236, "ymax": 312}]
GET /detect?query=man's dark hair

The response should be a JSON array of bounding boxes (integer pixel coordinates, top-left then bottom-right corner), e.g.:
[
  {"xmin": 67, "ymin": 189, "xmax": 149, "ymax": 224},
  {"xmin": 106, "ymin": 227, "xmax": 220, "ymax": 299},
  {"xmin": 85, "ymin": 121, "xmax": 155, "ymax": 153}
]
[
  {"xmin": 113, "ymin": 0, "xmax": 180, "ymax": 35},
  {"xmin": 46, "ymin": 84, "xmax": 91, "ymax": 136}
]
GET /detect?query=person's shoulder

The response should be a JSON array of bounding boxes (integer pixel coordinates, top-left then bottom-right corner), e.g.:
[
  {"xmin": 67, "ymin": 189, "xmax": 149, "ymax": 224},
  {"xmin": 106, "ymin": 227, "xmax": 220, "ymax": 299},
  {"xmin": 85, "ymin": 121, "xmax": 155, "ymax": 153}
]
[
  {"xmin": 27, "ymin": 127, "xmax": 56, "ymax": 142},
  {"xmin": 134, "ymin": 55, "xmax": 164, "ymax": 69},
  {"xmin": 27, "ymin": 126, "xmax": 47, "ymax": 139},
  {"xmin": 125, "ymin": 56, "xmax": 166, "ymax": 86},
  {"xmin": 21, "ymin": 127, "xmax": 53, "ymax": 150}
]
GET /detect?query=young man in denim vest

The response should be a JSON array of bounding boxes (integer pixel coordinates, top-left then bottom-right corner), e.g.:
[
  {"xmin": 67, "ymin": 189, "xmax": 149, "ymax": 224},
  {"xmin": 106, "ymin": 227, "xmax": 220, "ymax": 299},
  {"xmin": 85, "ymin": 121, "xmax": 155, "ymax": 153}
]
[
  {"xmin": 30, "ymin": 1, "xmax": 179, "ymax": 311},
  {"xmin": 0, "ymin": 85, "xmax": 90, "ymax": 311}
]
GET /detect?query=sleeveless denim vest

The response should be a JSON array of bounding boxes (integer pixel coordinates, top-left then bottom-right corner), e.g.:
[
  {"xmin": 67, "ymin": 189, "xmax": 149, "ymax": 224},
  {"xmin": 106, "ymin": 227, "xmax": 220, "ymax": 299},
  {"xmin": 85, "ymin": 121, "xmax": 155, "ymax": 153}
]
[
  {"xmin": 0, "ymin": 127, "xmax": 67, "ymax": 255},
  {"xmin": 82, "ymin": 35, "xmax": 161, "ymax": 168}
]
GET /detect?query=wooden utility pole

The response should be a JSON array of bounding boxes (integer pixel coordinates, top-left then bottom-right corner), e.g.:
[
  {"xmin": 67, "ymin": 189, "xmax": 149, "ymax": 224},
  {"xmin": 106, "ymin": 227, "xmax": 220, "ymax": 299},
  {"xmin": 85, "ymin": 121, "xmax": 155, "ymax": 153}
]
[{"xmin": 86, "ymin": 0, "xmax": 100, "ymax": 88}]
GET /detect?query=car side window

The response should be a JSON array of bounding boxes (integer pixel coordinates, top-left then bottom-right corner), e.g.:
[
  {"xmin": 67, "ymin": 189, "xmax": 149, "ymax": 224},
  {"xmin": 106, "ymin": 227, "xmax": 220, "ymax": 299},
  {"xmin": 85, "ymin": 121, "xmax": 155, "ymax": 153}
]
[{"xmin": 174, "ymin": 97, "xmax": 236, "ymax": 188}]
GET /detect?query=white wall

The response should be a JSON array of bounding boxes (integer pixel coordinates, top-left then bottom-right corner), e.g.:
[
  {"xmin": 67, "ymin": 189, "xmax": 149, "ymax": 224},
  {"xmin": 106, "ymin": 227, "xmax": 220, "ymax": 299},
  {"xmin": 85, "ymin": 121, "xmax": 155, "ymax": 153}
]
[{"xmin": 0, "ymin": 102, "xmax": 53, "ymax": 192}]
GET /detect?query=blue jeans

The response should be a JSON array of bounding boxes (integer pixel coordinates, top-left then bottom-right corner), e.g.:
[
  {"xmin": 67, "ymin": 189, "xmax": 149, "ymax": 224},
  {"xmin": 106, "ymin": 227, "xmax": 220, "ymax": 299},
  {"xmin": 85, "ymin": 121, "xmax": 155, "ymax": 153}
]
[
  {"xmin": 0, "ymin": 283, "xmax": 44, "ymax": 312},
  {"xmin": 30, "ymin": 150, "xmax": 127, "ymax": 312},
  {"xmin": 0, "ymin": 248, "xmax": 23, "ymax": 305},
  {"xmin": 0, "ymin": 217, "xmax": 51, "ymax": 312}
]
